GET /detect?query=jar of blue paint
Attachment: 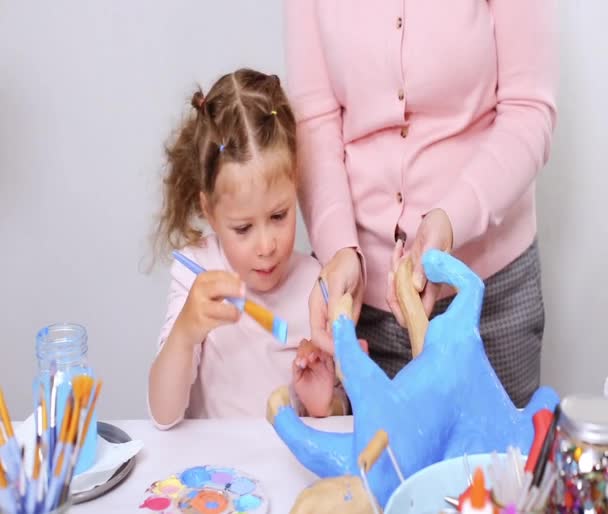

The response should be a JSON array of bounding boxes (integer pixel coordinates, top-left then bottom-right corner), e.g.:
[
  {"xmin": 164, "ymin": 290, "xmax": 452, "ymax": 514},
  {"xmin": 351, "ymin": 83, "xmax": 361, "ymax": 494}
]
[{"xmin": 36, "ymin": 323, "xmax": 97, "ymax": 475}]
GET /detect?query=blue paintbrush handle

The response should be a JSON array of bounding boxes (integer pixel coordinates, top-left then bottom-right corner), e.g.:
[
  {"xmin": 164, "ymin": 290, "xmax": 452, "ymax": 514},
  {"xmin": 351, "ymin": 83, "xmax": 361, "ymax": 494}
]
[
  {"xmin": 318, "ymin": 277, "xmax": 329, "ymax": 305},
  {"xmin": 172, "ymin": 251, "xmax": 245, "ymax": 311}
]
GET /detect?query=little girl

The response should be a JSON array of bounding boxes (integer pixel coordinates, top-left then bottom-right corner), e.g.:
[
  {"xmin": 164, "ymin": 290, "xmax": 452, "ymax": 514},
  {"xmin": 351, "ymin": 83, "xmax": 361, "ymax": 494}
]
[{"xmin": 148, "ymin": 68, "xmax": 348, "ymax": 428}]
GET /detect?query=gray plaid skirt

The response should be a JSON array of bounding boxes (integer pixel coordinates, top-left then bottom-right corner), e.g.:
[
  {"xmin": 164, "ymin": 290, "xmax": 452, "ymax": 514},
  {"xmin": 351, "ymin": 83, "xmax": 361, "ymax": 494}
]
[{"xmin": 357, "ymin": 241, "xmax": 545, "ymax": 408}]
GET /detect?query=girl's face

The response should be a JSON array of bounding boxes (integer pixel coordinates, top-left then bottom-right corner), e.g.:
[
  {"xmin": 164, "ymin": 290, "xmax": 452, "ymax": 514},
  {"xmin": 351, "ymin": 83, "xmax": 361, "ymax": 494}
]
[{"xmin": 202, "ymin": 151, "xmax": 297, "ymax": 293}]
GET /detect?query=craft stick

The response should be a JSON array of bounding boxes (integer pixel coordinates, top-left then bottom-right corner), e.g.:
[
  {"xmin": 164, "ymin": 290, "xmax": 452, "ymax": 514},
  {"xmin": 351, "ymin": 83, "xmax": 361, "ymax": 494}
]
[{"xmin": 357, "ymin": 430, "xmax": 389, "ymax": 473}]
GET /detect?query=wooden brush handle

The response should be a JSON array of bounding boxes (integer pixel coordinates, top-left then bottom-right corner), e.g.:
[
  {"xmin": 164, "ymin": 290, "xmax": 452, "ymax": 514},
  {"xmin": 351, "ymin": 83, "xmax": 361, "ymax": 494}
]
[
  {"xmin": 330, "ymin": 293, "xmax": 353, "ymax": 323},
  {"xmin": 395, "ymin": 257, "xmax": 429, "ymax": 358},
  {"xmin": 357, "ymin": 430, "xmax": 389, "ymax": 473}
]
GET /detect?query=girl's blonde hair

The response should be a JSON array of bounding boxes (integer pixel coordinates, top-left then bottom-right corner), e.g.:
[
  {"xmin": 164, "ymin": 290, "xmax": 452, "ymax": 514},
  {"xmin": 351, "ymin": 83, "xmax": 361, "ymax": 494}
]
[{"xmin": 157, "ymin": 68, "xmax": 296, "ymax": 252}]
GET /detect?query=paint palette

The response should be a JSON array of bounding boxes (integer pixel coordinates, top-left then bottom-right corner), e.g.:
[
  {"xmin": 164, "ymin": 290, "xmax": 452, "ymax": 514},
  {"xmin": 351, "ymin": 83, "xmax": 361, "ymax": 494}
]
[{"xmin": 139, "ymin": 465, "xmax": 269, "ymax": 514}]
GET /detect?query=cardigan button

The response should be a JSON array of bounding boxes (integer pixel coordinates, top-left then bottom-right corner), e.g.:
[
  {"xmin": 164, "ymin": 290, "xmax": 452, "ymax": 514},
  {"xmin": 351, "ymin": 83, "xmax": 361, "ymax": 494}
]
[
  {"xmin": 400, "ymin": 125, "xmax": 409, "ymax": 138},
  {"xmin": 397, "ymin": 17, "xmax": 403, "ymax": 29},
  {"xmin": 394, "ymin": 225, "xmax": 407, "ymax": 243}
]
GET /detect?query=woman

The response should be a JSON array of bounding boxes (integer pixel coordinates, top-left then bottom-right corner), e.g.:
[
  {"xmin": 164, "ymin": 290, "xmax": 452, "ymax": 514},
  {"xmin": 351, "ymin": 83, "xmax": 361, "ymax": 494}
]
[{"xmin": 284, "ymin": 0, "xmax": 557, "ymax": 407}]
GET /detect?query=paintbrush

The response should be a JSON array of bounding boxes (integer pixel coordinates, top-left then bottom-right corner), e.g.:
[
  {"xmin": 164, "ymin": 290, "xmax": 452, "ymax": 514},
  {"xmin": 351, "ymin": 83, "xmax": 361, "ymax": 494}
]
[
  {"xmin": 38, "ymin": 383, "xmax": 49, "ymax": 487},
  {"xmin": 0, "ymin": 429, "xmax": 18, "ymax": 514},
  {"xmin": 0, "ymin": 461, "xmax": 17, "ymax": 514},
  {"xmin": 59, "ymin": 377, "xmax": 98, "ymax": 504},
  {"xmin": 317, "ymin": 276, "xmax": 329, "ymax": 305},
  {"xmin": 0, "ymin": 388, "xmax": 22, "ymax": 483},
  {"xmin": 25, "ymin": 412, "xmax": 41, "ymax": 514},
  {"xmin": 172, "ymin": 250, "xmax": 288, "ymax": 343},
  {"xmin": 45, "ymin": 394, "xmax": 74, "ymax": 513},
  {"xmin": 25, "ymin": 396, "xmax": 44, "ymax": 514},
  {"xmin": 48, "ymin": 362, "xmax": 57, "ymax": 478},
  {"xmin": 1, "ymin": 376, "xmax": 102, "ymax": 514}
]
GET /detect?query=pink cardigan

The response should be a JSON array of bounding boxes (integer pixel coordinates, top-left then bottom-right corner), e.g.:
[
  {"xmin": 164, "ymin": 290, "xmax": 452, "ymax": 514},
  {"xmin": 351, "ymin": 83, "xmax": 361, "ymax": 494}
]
[{"xmin": 285, "ymin": 0, "xmax": 557, "ymax": 309}]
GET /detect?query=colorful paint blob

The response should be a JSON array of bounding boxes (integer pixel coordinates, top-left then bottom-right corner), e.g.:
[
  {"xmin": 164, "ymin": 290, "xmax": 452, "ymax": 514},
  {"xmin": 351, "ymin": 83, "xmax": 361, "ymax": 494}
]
[
  {"xmin": 191, "ymin": 490, "xmax": 229, "ymax": 513},
  {"xmin": 140, "ymin": 496, "xmax": 172, "ymax": 511},
  {"xmin": 151, "ymin": 476, "xmax": 185, "ymax": 498},
  {"xmin": 227, "ymin": 477, "xmax": 255, "ymax": 496},
  {"xmin": 140, "ymin": 465, "xmax": 268, "ymax": 513},
  {"xmin": 180, "ymin": 467, "xmax": 212, "ymax": 488},
  {"xmin": 233, "ymin": 494, "xmax": 262, "ymax": 511}
]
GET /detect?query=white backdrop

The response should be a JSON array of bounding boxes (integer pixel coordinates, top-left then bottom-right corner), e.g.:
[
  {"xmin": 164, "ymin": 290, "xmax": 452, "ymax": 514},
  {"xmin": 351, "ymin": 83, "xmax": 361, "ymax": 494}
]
[{"xmin": 0, "ymin": 1, "xmax": 606, "ymax": 420}]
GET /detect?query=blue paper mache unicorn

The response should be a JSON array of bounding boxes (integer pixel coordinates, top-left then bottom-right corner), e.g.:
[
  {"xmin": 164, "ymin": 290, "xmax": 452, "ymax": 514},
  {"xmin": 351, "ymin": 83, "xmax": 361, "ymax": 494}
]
[{"xmin": 267, "ymin": 249, "xmax": 559, "ymax": 513}]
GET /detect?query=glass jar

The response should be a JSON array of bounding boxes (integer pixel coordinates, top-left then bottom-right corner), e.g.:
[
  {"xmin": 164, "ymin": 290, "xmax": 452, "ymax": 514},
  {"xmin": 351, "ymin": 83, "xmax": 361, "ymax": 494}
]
[
  {"xmin": 36, "ymin": 323, "xmax": 97, "ymax": 475},
  {"xmin": 550, "ymin": 394, "xmax": 608, "ymax": 513}
]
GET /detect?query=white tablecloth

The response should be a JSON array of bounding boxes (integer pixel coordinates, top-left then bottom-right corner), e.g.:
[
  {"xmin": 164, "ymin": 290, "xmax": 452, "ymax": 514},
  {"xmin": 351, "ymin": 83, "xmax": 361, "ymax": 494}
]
[{"xmin": 72, "ymin": 416, "xmax": 354, "ymax": 513}]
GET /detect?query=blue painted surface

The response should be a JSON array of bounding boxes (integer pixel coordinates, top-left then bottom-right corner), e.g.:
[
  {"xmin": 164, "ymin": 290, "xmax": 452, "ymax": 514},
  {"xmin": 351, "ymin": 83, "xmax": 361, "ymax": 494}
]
[{"xmin": 271, "ymin": 250, "xmax": 559, "ymax": 508}]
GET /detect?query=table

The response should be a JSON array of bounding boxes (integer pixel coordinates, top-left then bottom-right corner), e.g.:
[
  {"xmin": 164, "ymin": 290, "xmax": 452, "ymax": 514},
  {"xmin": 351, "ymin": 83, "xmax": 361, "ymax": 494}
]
[{"xmin": 72, "ymin": 416, "xmax": 354, "ymax": 513}]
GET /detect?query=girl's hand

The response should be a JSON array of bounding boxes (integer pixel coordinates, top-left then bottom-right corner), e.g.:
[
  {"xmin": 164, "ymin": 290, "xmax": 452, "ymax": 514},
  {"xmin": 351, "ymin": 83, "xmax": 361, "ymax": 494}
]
[
  {"xmin": 387, "ymin": 209, "xmax": 453, "ymax": 319},
  {"xmin": 309, "ymin": 248, "xmax": 364, "ymax": 354},
  {"xmin": 292, "ymin": 338, "xmax": 368, "ymax": 418},
  {"xmin": 173, "ymin": 270, "xmax": 245, "ymax": 348},
  {"xmin": 292, "ymin": 339, "xmax": 336, "ymax": 417}
]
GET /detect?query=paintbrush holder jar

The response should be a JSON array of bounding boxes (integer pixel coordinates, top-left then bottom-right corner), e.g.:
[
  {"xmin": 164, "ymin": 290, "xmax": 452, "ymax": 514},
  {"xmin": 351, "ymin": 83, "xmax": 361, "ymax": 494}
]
[
  {"xmin": 36, "ymin": 323, "xmax": 97, "ymax": 475},
  {"xmin": 550, "ymin": 394, "xmax": 608, "ymax": 513}
]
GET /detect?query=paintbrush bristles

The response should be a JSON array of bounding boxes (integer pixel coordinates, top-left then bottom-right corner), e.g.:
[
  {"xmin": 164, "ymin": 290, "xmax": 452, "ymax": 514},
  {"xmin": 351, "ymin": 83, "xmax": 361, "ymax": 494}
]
[
  {"xmin": 244, "ymin": 301, "xmax": 274, "ymax": 331},
  {"xmin": 67, "ymin": 376, "xmax": 93, "ymax": 446},
  {"xmin": 0, "ymin": 388, "xmax": 15, "ymax": 438},
  {"xmin": 58, "ymin": 397, "xmax": 73, "ymax": 445},
  {"xmin": 66, "ymin": 402, "xmax": 80, "ymax": 447},
  {"xmin": 72, "ymin": 376, "xmax": 94, "ymax": 412},
  {"xmin": 41, "ymin": 393, "xmax": 48, "ymax": 432},
  {"xmin": 32, "ymin": 440, "xmax": 42, "ymax": 480},
  {"xmin": 0, "ymin": 463, "xmax": 7, "ymax": 489},
  {"xmin": 78, "ymin": 382, "xmax": 102, "ymax": 449},
  {"xmin": 63, "ymin": 381, "xmax": 102, "ymax": 498}
]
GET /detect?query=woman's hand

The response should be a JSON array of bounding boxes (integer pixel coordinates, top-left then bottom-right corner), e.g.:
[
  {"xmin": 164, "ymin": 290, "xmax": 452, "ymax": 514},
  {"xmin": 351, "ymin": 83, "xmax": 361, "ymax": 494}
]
[
  {"xmin": 387, "ymin": 209, "xmax": 453, "ymax": 319},
  {"xmin": 309, "ymin": 248, "xmax": 364, "ymax": 354}
]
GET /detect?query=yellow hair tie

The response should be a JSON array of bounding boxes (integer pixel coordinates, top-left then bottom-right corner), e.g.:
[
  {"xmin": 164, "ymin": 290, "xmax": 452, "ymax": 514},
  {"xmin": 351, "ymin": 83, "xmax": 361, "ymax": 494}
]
[{"xmin": 270, "ymin": 110, "xmax": 277, "ymax": 116}]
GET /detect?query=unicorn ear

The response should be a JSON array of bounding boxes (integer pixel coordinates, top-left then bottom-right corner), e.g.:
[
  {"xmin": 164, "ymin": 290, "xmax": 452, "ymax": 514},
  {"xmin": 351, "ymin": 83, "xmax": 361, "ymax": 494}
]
[
  {"xmin": 395, "ymin": 257, "xmax": 428, "ymax": 358},
  {"xmin": 330, "ymin": 293, "xmax": 353, "ymax": 324}
]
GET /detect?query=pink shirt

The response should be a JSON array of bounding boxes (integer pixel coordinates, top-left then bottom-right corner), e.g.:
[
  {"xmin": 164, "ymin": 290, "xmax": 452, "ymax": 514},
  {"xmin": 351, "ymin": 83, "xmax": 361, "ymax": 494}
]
[
  {"xmin": 151, "ymin": 234, "xmax": 321, "ymax": 426},
  {"xmin": 285, "ymin": 0, "xmax": 558, "ymax": 309}
]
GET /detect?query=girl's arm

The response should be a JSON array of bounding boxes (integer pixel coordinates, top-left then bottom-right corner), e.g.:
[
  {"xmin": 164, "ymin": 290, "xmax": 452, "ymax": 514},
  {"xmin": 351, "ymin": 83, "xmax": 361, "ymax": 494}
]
[
  {"xmin": 148, "ymin": 310, "xmax": 203, "ymax": 429},
  {"xmin": 148, "ymin": 262, "xmax": 243, "ymax": 428}
]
